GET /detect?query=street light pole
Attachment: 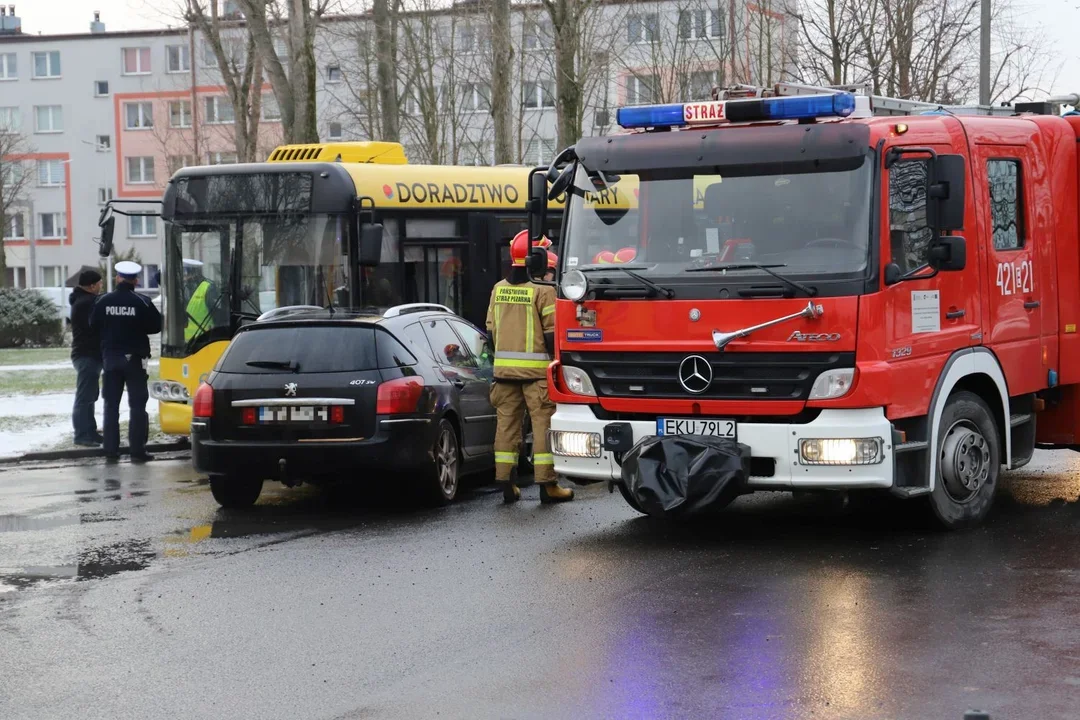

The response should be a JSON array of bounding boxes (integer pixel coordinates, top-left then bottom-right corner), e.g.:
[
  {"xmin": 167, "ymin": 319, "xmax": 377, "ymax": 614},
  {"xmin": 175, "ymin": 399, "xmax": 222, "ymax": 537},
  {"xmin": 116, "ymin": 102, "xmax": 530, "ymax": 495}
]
[{"xmin": 979, "ymin": 0, "xmax": 991, "ymax": 106}]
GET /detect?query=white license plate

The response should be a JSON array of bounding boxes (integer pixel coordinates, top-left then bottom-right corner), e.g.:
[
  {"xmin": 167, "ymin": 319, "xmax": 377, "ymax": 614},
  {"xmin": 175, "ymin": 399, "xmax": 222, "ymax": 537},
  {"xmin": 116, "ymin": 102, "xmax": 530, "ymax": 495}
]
[
  {"xmin": 656, "ymin": 417, "xmax": 737, "ymax": 439},
  {"xmin": 258, "ymin": 406, "xmax": 329, "ymax": 423}
]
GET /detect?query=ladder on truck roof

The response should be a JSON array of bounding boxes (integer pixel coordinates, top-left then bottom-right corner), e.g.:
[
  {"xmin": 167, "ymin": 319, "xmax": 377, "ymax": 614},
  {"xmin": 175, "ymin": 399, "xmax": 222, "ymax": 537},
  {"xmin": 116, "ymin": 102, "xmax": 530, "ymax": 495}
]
[{"xmin": 713, "ymin": 82, "xmax": 1064, "ymax": 118}]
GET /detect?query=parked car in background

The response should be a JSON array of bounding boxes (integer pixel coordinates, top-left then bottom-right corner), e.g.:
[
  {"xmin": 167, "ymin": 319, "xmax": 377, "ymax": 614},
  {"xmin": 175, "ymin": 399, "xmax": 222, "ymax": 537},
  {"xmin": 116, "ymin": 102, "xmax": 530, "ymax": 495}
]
[{"xmin": 191, "ymin": 303, "xmax": 500, "ymax": 508}]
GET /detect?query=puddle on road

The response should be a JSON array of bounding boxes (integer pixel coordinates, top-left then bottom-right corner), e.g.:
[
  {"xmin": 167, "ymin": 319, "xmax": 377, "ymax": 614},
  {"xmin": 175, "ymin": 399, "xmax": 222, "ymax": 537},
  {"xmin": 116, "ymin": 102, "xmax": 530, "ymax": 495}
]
[{"xmin": 0, "ymin": 538, "xmax": 156, "ymax": 593}]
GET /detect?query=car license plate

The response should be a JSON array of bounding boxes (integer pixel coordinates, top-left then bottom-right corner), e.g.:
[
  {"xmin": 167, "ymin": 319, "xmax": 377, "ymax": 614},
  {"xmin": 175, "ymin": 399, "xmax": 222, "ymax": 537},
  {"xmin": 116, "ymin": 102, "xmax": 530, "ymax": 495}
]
[
  {"xmin": 656, "ymin": 417, "xmax": 737, "ymax": 439},
  {"xmin": 258, "ymin": 406, "xmax": 329, "ymax": 423}
]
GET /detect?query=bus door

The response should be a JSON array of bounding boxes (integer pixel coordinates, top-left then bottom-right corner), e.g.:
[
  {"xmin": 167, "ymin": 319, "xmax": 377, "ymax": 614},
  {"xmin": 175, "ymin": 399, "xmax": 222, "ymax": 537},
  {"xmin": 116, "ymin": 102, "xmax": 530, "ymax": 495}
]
[{"xmin": 467, "ymin": 212, "xmax": 502, "ymax": 326}]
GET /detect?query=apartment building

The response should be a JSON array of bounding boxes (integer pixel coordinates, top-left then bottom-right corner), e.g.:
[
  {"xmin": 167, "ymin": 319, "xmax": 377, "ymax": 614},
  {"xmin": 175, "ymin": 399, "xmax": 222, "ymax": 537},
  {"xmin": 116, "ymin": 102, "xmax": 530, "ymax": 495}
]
[{"xmin": 0, "ymin": 2, "xmax": 792, "ymax": 288}]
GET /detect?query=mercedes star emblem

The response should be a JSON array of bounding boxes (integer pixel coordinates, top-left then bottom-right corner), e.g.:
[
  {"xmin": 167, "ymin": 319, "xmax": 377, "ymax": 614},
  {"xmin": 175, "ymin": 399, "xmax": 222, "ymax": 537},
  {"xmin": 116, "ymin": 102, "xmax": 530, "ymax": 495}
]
[
  {"xmin": 678, "ymin": 355, "xmax": 713, "ymax": 394},
  {"xmin": 689, "ymin": 308, "xmax": 701, "ymax": 322},
  {"xmin": 284, "ymin": 382, "xmax": 298, "ymax": 397}
]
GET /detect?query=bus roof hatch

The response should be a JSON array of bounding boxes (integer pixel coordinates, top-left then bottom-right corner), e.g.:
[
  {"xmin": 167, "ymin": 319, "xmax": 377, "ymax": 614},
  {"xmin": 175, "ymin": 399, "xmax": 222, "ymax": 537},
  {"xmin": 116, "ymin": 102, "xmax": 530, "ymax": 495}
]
[{"xmin": 267, "ymin": 141, "xmax": 408, "ymax": 165}]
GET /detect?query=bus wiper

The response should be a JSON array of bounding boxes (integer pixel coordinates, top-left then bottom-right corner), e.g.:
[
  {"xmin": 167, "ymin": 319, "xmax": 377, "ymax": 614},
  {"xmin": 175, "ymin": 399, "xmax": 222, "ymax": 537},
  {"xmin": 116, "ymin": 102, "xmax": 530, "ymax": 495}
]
[
  {"xmin": 582, "ymin": 266, "xmax": 675, "ymax": 299},
  {"xmin": 686, "ymin": 263, "xmax": 817, "ymax": 297},
  {"xmin": 245, "ymin": 360, "xmax": 300, "ymax": 372}
]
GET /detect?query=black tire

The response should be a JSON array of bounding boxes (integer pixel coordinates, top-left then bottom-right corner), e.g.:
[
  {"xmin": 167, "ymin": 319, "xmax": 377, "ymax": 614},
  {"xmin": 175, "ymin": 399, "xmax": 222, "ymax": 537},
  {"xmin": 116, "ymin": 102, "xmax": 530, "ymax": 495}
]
[
  {"xmin": 617, "ymin": 482, "xmax": 648, "ymax": 515},
  {"xmin": 926, "ymin": 391, "xmax": 1001, "ymax": 530},
  {"xmin": 419, "ymin": 418, "xmax": 460, "ymax": 506},
  {"xmin": 209, "ymin": 474, "xmax": 263, "ymax": 509}
]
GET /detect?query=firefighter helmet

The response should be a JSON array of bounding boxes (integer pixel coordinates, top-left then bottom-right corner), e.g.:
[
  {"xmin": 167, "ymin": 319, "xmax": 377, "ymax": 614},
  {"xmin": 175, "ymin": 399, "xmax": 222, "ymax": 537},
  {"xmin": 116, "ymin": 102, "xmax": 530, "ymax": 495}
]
[
  {"xmin": 547, "ymin": 251, "xmax": 558, "ymax": 269},
  {"xmin": 510, "ymin": 229, "xmax": 549, "ymax": 266},
  {"xmin": 593, "ymin": 250, "xmax": 616, "ymax": 264},
  {"xmin": 613, "ymin": 247, "xmax": 637, "ymax": 263}
]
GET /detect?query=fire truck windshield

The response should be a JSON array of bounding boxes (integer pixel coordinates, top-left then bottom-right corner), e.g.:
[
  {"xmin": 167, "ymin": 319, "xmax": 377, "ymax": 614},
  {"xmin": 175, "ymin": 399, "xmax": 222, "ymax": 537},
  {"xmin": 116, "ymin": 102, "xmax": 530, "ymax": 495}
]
[{"xmin": 563, "ymin": 159, "xmax": 873, "ymax": 284}]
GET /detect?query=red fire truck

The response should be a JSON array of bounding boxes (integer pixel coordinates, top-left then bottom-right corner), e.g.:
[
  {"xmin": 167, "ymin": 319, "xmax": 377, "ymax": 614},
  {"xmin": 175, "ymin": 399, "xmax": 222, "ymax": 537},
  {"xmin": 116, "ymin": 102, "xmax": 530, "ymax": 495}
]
[{"xmin": 524, "ymin": 83, "xmax": 1080, "ymax": 529}]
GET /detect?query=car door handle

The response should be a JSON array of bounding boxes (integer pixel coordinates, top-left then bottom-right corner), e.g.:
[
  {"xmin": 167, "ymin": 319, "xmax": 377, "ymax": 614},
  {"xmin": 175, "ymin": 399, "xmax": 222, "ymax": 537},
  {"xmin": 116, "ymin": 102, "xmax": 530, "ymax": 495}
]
[
  {"xmin": 1024, "ymin": 301, "xmax": 1040, "ymax": 309},
  {"xmin": 449, "ymin": 377, "xmax": 465, "ymax": 388},
  {"xmin": 945, "ymin": 309, "xmax": 965, "ymax": 319}
]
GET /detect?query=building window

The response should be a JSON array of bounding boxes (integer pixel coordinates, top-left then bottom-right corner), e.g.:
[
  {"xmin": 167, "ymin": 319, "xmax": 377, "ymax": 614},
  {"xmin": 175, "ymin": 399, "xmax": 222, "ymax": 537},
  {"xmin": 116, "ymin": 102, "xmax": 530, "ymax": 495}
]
[
  {"xmin": 34, "ymin": 105, "xmax": 63, "ymax": 133},
  {"xmin": 37, "ymin": 159, "xmax": 65, "ymax": 187},
  {"xmin": 459, "ymin": 82, "xmax": 491, "ymax": 112},
  {"xmin": 3, "ymin": 213, "xmax": 25, "ymax": 240},
  {"xmin": 0, "ymin": 107, "xmax": 20, "ymax": 133},
  {"xmin": 169, "ymin": 100, "xmax": 192, "ymax": 128},
  {"xmin": 261, "ymin": 94, "xmax": 281, "ymax": 121},
  {"xmin": 128, "ymin": 214, "xmax": 157, "ymax": 238},
  {"xmin": 627, "ymin": 14, "xmax": 658, "ymax": 44},
  {"xmin": 0, "ymin": 53, "xmax": 15, "ymax": 80},
  {"xmin": 97, "ymin": 187, "xmax": 114, "ymax": 205},
  {"xmin": 32, "ymin": 51, "xmax": 61, "ymax": 78},
  {"xmin": 1, "ymin": 161, "xmax": 23, "ymax": 187},
  {"xmin": 94, "ymin": 80, "xmax": 109, "ymax": 97},
  {"xmin": 40, "ymin": 266, "xmax": 63, "ymax": 287},
  {"xmin": 167, "ymin": 45, "xmax": 190, "ymax": 73},
  {"xmin": 126, "ymin": 156, "xmax": 156, "ymax": 184},
  {"xmin": 39, "ymin": 212, "xmax": 67, "ymax": 239},
  {"xmin": 202, "ymin": 38, "xmax": 244, "ymax": 69},
  {"xmin": 122, "ymin": 47, "xmax": 151, "ymax": 75},
  {"xmin": 4, "ymin": 267, "xmax": 27, "ymax": 288},
  {"xmin": 204, "ymin": 96, "xmax": 235, "ymax": 124},
  {"xmin": 626, "ymin": 75, "xmax": 658, "ymax": 105},
  {"xmin": 326, "ymin": 64, "xmax": 341, "ymax": 83},
  {"xmin": 525, "ymin": 137, "xmax": 556, "ymax": 166},
  {"xmin": 328, "ymin": 122, "xmax": 343, "ymax": 139},
  {"xmin": 888, "ymin": 159, "xmax": 932, "ymax": 274},
  {"xmin": 206, "ymin": 152, "xmax": 237, "ymax": 165},
  {"xmin": 679, "ymin": 9, "xmax": 724, "ymax": 40},
  {"xmin": 988, "ymin": 159, "xmax": 1024, "ymax": 250},
  {"xmin": 458, "ymin": 22, "xmax": 490, "ymax": 53},
  {"xmin": 688, "ymin": 70, "xmax": 718, "ymax": 100},
  {"xmin": 144, "ymin": 264, "xmax": 160, "ymax": 288},
  {"xmin": 124, "ymin": 102, "xmax": 154, "ymax": 130},
  {"xmin": 593, "ymin": 108, "xmax": 611, "ymax": 128},
  {"xmin": 523, "ymin": 18, "xmax": 553, "ymax": 50},
  {"xmin": 523, "ymin": 80, "xmax": 556, "ymax": 109},
  {"xmin": 96, "ymin": 135, "xmax": 111, "ymax": 151},
  {"xmin": 167, "ymin": 155, "xmax": 195, "ymax": 174}
]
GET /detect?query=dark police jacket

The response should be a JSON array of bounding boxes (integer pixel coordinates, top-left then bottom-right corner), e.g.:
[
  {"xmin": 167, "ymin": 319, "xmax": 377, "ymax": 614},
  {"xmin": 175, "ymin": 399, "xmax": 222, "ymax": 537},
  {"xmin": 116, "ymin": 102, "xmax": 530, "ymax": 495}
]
[
  {"xmin": 69, "ymin": 288, "xmax": 101, "ymax": 361},
  {"xmin": 89, "ymin": 282, "xmax": 162, "ymax": 360}
]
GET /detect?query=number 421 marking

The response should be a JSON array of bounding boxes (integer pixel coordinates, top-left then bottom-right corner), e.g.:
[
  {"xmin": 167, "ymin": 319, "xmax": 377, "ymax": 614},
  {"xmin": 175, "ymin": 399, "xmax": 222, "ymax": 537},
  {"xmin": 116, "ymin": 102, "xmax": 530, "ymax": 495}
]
[{"xmin": 996, "ymin": 260, "xmax": 1033, "ymax": 296}]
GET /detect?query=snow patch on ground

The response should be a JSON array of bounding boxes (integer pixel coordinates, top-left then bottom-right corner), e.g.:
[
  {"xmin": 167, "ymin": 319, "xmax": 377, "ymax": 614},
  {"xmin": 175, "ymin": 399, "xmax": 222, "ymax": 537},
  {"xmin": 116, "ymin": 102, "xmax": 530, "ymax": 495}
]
[
  {"xmin": 0, "ymin": 392, "xmax": 160, "ymax": 459},
  {"xmin": 0, "ymin": 361, "xmax": 159, "ymax": 373}
]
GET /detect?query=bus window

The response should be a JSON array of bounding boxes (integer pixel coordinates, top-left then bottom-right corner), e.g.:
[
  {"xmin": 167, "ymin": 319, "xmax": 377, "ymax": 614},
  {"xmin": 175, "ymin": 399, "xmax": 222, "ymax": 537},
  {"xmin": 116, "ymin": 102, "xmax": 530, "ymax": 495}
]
[
  {"xmin": 166, "ymin": 226, "xmax": 230, "ymax": 351},
  {"xmin": 404, "ymin": 245, "xmax": 465, "ymax": 315}
]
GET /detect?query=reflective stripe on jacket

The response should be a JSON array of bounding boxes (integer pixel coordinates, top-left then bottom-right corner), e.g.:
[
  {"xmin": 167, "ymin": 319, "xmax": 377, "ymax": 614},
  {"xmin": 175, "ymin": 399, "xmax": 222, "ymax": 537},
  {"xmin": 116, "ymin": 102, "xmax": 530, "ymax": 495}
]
[{"xmin": 485, "ymin": 279, "xmax": 556, "ymax": 380}]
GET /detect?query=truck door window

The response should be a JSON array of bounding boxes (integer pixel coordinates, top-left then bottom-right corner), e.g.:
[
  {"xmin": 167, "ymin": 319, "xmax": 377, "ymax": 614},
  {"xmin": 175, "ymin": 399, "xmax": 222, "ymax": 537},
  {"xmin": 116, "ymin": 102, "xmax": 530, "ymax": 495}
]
[
  {"xmin": 888, "ymin": 159, "xmax": 932, "ymax": 274},
  {"xmin": 987, "ymin": 159, "xmax": 1024, "ymax": 250}
]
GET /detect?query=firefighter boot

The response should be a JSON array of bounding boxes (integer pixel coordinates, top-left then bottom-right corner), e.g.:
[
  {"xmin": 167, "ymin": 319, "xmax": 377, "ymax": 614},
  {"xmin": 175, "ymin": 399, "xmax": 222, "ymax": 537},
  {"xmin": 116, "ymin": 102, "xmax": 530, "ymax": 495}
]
[
  {"xmin": 538, "ymin": 481, "xmax": 575, "ymax": 504},
  {"xmin": 500, "ymin": 469, "xmax": 521, "ymax": 504}
]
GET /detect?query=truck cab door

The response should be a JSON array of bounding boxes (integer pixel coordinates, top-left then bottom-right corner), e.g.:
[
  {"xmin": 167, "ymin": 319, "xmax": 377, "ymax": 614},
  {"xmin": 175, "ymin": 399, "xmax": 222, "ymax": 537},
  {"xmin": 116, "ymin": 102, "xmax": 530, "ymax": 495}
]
[
  {"xmin": 882, "ymin": 148, "xmax": 982, "ymax": 381},
  {"xmin": 971, "ymin": 146, "xmax": 1044, "ymax": 395}
]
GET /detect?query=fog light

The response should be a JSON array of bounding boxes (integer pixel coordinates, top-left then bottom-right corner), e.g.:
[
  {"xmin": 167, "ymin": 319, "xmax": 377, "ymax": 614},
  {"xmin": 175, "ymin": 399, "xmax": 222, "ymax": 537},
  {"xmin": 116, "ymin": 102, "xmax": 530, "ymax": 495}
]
[
  {"xmin": 799, "ymin": 437, "xmax": 883, "ymax": 465},
  {"xmin": 561, "ymin": 366, "xmax": 597, "ymax": 396},
  {"xmin": 551, "ymin": 430, "xmax": 601, "ymax": 458}
]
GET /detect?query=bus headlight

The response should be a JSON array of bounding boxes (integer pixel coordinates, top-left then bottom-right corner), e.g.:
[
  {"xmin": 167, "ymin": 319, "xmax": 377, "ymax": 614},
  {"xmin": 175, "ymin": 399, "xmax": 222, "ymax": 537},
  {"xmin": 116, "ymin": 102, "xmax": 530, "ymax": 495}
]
[
  {"xmin": 808, "ymin": 369, "xmax": 855, "ymax": 400},
  {"xmin": 798, "ymin": 438, "xmax": 883, "ymax": 465},
  {"xmin": 561, "ymin": 270, "xmax": 588, "ymax": 302},
  {"xmin": 151, "ymin": 381, "xmax": 191, "ymax": 404},
  {"xmin": 561, "ymin": 365, "xmax": 596, "ymax": 396}
]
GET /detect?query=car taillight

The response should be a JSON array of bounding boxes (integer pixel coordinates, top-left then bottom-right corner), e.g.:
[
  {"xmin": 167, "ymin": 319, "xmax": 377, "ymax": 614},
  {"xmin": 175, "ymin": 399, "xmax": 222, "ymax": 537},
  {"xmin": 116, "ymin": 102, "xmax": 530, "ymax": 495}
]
[
  {"xmin": 193, "ymin": 382, "xmax": 214, "ymax": 418},
  {"xmin": 376, "ymin": 377, "xmax": 424, "ymax": 415},
  {"xmin": 330, "ymin": 405, "xmax": 345, "ymax": 423},
  {"xmin": 241, "ymin": 407, "xmax": 256, "ymax": 424}
]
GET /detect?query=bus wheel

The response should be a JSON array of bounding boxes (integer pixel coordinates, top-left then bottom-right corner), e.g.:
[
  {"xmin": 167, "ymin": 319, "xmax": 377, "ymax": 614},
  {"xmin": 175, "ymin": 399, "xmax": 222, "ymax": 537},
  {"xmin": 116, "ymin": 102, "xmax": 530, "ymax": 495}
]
[
  {"xmin": 209, "ymin": 474, "xmax": 263, "ymax": 508},
  {"xmin": 927, "ymin": 391, "xmax": 1000, "ymax": 530}
]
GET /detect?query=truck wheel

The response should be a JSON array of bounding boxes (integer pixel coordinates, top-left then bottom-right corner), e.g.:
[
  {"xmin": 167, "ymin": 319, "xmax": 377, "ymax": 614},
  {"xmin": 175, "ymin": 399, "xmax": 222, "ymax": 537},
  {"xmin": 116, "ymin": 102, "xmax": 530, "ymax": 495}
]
[
  {"xmin": 617, "ymin": 483, "xmax": 647, "ymax": 515},
  {"xmin": 209, "ymin": 474, "xmax": 263, "ymax": 508},
  {"xmin": 927, "ymin": 391, "xmax": 1001, "ymax": 530},
  {"xmin": 418, "ymin": 419, "xmax": 459, "ymax": 506}
]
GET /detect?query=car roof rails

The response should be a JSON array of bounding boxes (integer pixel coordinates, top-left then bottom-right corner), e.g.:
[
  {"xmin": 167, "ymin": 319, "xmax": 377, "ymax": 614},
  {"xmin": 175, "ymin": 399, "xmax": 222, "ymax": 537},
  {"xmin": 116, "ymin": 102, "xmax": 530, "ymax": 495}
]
[
  {"xmin": 382, "ymin": 303, "xmax": 453, "ymax": 318},
  {"xmin": 256, "ymin": 305, "xmax": 325, "ymax": 322}
]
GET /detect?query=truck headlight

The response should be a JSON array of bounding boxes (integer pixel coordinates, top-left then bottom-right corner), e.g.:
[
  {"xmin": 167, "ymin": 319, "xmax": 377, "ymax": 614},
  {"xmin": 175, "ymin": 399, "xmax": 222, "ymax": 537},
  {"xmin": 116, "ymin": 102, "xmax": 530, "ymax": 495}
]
[
  {"xmin": 561, "ymin": 365, "xmax": 596, "ymax": 396},
  {"xmin": 799, "ymin": 438, "xmax": 883, "ymax": 465},
  {"xmin": 551, "ymin": 430, "xmax": 601, "ymax": 458},
  {"xmin": 561, "ymin": 270, "xmax": 588, "ymax": 302},
  {"xmin": 808, "ymin": 369, "xmax": 855, "ymax": 400}
]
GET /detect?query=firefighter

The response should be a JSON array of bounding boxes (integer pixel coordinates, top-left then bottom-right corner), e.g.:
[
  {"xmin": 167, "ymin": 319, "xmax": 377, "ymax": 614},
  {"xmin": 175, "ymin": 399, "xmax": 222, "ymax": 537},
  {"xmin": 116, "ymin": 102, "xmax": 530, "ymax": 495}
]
[
  {"xmin": 486, "ymin": 230, "xmax": 574, "ymax": 504},
  {"xmin": 183, "ymin": 259, "xmax": 221, "ymax": 342}
]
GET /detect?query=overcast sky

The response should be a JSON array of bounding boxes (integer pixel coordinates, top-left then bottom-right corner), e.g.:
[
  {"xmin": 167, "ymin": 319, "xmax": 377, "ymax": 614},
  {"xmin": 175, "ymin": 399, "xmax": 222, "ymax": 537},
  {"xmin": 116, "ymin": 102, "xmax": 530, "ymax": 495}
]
[{"xmin": 16, "ymin": 0, "xmax": 1080, "ymax": 101}]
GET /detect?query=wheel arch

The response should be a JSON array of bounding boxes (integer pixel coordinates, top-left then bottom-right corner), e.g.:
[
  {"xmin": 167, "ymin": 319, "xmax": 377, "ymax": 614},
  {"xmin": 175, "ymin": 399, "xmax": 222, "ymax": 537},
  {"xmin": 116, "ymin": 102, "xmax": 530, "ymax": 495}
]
[{"xmin": 925, "ymin": 348, "xmax": 1011, "ymax": 491}]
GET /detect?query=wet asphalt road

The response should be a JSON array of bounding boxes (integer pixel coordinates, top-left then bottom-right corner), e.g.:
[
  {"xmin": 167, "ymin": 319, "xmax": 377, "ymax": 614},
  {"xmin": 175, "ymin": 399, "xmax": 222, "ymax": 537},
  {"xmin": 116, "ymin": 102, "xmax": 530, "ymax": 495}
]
[{"xmin": 2, "ymin": 453, "xmax": 1080, "ymax": 719}]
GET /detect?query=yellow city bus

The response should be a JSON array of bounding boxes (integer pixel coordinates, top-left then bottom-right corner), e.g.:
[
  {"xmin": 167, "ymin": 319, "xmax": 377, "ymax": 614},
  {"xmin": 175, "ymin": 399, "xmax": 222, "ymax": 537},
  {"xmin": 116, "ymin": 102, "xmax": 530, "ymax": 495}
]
[{"xmin": 141, "ymin": 142, "xmax": 573, "ymax": 436}]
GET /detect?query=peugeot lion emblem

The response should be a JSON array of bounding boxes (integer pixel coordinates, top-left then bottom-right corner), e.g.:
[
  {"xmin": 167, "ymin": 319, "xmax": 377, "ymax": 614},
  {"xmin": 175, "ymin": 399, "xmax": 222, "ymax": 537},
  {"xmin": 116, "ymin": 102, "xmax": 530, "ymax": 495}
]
[
  {"xmin": 284, "ymin": 382, "xmax": 298, "ymax": 397},
  {"xmin": 678, "ymin": 355, "xmax": 713, "ymax": 394}
]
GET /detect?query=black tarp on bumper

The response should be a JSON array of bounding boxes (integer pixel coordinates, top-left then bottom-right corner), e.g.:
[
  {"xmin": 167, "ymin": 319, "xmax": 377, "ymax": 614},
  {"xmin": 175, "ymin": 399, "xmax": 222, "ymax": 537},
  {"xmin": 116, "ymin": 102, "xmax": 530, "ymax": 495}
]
[{"xmin": 619, "ymin": 435, "xmax": 751, "ymax": 517}]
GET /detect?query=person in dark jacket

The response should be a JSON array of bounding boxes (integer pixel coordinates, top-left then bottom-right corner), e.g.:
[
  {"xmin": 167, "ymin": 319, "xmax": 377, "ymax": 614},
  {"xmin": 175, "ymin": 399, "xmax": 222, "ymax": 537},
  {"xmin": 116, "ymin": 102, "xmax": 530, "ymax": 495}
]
[
  {"xmin": 90, "ymin": 261, "xmax": 162, "ymax": 463},
  {"xmin": 70, "ymin": 269, "xmax": 103, "ymax": 447}
]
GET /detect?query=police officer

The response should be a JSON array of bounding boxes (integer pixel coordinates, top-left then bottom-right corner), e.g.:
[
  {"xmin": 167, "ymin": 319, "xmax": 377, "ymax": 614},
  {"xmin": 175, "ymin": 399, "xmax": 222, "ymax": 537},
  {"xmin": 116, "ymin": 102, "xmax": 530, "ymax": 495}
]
[
  {"xmin": 91, "ymin": 261, "xmax": 162, "ymax": 463},
  {"xmin": 485, "ymin": 231, "xmax": 574, "ymax": 504}
]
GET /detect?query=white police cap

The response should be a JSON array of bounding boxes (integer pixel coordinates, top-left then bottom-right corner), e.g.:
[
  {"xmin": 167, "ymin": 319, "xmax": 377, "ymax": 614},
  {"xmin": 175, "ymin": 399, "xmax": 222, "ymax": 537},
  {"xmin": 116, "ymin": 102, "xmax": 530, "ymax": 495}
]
[
  {"xmin": 182, "ymin": 258, "xmax": 204, "ymax": 267},
  {"xmin": 115, "ymin": 261, "xmax": 142, "ymax": 276}
]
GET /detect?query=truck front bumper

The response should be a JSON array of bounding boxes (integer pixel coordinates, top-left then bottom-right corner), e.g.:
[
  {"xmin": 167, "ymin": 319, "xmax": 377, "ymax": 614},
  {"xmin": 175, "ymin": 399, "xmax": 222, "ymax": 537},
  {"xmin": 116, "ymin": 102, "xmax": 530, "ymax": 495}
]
[{"xmin": 550, "ymin": 404, "xmax": 895, "ymax": 490}]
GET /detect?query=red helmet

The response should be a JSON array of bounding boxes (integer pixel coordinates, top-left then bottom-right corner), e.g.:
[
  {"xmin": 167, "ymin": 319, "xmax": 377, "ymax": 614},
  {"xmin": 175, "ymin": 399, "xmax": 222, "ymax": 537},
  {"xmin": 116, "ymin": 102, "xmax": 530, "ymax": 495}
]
[
  {"xmin": 593, "ymin": 250, "xmax": 616, "ymax": 264},
  {"xmin": 546, "ymin": 251, "xmax": 558, "ymax": 269},
  {"xmin": 510, "ymin": 230, "xmax": 551, "ymax": 267},
  {"xmin": 613, "ymin": 247, "xmax": 637, "ymax": 263}
]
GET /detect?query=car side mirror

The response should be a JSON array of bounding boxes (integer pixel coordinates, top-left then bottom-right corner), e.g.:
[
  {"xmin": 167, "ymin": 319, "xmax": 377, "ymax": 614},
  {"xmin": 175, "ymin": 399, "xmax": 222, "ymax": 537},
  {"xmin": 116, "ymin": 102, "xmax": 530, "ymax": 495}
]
[
  {"xmin": 527, "ymin": 171, "xmax": 548, "ymax": 242},
  {"xmin": 928, "ymin": 235, "xmax": 966, "ymax": 271},
  {"xmin": 98, "ymin": 216, "xmax": 115, "ymax": 258},
  {"xmin": 359, "ymin": 223, "xmax": 383, "ymax": 267}
]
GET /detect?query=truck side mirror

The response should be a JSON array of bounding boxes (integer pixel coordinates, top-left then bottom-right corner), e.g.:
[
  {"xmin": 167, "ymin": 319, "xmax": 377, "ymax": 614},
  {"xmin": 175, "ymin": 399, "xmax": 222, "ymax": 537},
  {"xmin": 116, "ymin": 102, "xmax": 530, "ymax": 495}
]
[
  {"xmin": 527, "ymin": 171, "xmax": 548, "ymax": 242},
  {"xmin": 932, "ymin": 154, "xmax": 966, "ymax": 232},
  {"xmin": 98, "ymin": 216, "xmax": 115, "ymax": 258},
  {"xmin": 359, "ymin": 223, "xmax": 383, "ymax": 267},
  {"xmin": 527, "ymin": 247, "xmax": 548, "ymax": 278},
  {"xmin": 929, "ymin": 235, "xmax": 966, "ymax": 271}
]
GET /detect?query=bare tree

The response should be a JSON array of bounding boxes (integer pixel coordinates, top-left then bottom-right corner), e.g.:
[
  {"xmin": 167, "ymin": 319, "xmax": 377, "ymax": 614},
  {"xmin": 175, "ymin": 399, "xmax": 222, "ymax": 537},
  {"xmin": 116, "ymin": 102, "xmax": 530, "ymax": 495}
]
[
  {"xmin": 490, "ymin": 0, "xmax": 514, "ymax": 163},
  {"xmin": 0, "ymin": 129, "xmax": 33, "ymax": 287},
  {"xmin": 372, "ymin": 0, "xmax": 401, "ymax": 141}
]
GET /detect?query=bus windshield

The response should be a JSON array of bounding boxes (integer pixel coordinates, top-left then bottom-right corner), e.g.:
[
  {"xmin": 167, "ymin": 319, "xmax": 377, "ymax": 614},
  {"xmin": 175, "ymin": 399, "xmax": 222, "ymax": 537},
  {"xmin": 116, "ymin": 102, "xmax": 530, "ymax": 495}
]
[
  {"xmin": 162, "ymin": 213, "xmax": 348, "ymax": 357},
  {"xmin": 562, "ymin": 159, "xmax": 873, "ymax": 281}
]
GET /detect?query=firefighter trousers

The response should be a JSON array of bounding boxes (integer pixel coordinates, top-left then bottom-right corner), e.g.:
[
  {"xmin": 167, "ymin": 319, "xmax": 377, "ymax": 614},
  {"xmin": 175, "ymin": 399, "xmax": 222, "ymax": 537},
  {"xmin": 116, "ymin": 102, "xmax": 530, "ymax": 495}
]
[{"xmin": 490, "ymin": 379, "xmax": 555, "ymax": 484}]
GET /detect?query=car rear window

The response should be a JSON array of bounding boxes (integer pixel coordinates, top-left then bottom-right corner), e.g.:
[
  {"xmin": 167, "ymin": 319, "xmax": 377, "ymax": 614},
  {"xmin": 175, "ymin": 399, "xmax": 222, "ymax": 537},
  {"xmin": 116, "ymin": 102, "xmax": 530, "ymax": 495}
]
[{"xmin": 218, "ymin": 325, "xmax": 415, "ymax": 373}]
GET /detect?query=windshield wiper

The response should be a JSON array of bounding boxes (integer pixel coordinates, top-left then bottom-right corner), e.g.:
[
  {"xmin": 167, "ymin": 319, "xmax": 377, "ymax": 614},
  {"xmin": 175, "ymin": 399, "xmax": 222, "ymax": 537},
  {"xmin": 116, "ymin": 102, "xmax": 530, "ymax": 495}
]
[
  {"xmin": 582, "ymin": 266, "xmax": 675, "ymax": 299},
  {"xmin": 245, "ymin": 360, "xmax": 300, "ymax": 372},
  {"xmin": 686, "ymin": 263, "xmax": 817, "ymax": 297}
]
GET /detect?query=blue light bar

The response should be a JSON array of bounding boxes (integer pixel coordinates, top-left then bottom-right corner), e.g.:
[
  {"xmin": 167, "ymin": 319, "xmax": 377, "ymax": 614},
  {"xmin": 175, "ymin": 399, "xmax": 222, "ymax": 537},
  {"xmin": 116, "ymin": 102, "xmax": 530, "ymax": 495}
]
[{"xmin": 616, "ymin": 93, "xmax": 857, "ymax": 130}]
